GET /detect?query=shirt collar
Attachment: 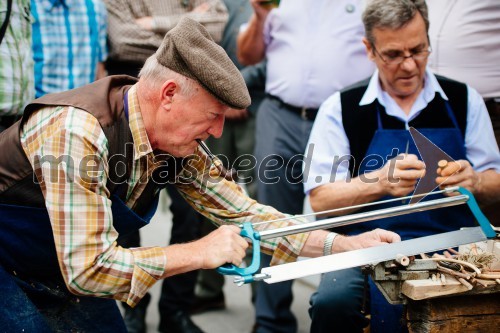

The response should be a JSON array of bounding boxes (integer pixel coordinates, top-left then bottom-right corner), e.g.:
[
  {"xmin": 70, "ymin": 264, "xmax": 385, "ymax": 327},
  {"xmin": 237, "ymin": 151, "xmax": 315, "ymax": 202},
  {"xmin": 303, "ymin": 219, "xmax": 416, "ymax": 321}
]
[
  {"xmin": 47, "ymin": 0, "xmax": 67, "ymax": 10},
  {"xmin": 359, "ymin": 68, "xmax": 449, "ymax": 108},
  {"xmin": 126, "ymin": 85, "xmax": 154, "ymax": 160}
]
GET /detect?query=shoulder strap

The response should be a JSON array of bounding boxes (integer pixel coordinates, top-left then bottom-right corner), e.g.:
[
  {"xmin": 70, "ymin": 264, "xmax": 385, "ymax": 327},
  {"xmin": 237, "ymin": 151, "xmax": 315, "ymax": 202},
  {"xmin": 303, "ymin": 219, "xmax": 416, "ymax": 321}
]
[
  {"xmin": 0, "ymin": 0, "xmax": 13, "ymax": 45},
  {"xmin": 340, "ymin": 78, "xmax": 378, "ymax": 177},
  {"xmin": 435, "ymin": 75, "xmax": 468, "ymax": 138}
]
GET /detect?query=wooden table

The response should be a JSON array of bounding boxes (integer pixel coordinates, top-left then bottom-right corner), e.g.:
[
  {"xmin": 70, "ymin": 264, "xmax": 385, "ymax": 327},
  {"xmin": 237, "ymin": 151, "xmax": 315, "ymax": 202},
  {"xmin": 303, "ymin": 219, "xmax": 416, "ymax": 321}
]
[{"xmin": 403, "ymin": 280, "xmax": 500, "ymax": 332}]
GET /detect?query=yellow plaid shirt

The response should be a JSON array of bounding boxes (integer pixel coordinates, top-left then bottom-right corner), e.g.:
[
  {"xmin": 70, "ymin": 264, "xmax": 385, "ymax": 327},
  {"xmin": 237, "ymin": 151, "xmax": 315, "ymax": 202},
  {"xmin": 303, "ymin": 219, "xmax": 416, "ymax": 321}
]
[{"xmin": 20, "ymin": 85, "xmax": 309, "ymax": 306}]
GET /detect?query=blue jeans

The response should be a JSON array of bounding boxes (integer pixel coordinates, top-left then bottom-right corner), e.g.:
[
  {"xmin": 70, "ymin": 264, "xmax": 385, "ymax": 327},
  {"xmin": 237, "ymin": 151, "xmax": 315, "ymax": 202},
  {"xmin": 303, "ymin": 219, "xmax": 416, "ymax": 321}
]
[
  {"xmin": 0, "ymin": 264, "xmax": 127, "ymax": 332},
  {"xmin": 309, "ymin": 267, "xmax": 407, "ymax": 333}
]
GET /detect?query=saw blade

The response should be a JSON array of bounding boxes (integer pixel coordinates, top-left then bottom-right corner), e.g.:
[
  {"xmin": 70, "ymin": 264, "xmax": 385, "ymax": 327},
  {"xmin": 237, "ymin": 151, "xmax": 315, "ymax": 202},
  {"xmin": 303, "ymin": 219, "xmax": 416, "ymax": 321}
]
[{"xmin": 261, "ymin": 227, "xmax": 487, "ymax": 284}]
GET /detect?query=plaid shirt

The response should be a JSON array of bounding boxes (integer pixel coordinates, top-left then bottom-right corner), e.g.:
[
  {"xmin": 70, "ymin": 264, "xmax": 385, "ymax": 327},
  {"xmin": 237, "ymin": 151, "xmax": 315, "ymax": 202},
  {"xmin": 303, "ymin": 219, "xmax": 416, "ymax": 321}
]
[
  {"xmin": 0, "ymin": 0, "xmax": 34, "ymax": 116},
  {"xmin": 104, "ymin": 0, "xmax": 228, "ymax": 64},
  {"xmin": 31, "ymin": 0, "xmax": 108, "ymax": 98},
  {"xmin": 20, "ymin": 85, "xmax": 309, "ymax": 306}
]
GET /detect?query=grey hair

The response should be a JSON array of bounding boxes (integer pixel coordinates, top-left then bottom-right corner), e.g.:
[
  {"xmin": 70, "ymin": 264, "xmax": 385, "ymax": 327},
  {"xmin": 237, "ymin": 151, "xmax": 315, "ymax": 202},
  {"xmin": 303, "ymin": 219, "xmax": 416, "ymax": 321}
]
[
  {"xmin": 362, "ymin": 0, "xmax": 429, "ymax": 46},
  {"xmin": 138, "ymin": 55, "xmax": 197, "ymax": 97}
]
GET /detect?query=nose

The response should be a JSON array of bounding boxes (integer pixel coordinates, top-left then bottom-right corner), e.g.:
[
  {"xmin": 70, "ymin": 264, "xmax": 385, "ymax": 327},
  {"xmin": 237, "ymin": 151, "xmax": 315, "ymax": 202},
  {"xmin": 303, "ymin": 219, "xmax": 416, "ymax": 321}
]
[
  {"xmin": 400, "ymin": 56, "xmax": 417, "ymax": 70},
  {"xmin": 207, "ymin": 115, "xmax": 225, "ymax": 138}
]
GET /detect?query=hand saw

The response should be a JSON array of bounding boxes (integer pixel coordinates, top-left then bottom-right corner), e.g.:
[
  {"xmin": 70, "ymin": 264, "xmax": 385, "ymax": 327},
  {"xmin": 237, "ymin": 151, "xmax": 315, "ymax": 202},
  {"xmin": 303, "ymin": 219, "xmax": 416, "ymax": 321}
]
[{"xmin": 217, "ymin": 187, "xmax": 497, "ymax": 285}]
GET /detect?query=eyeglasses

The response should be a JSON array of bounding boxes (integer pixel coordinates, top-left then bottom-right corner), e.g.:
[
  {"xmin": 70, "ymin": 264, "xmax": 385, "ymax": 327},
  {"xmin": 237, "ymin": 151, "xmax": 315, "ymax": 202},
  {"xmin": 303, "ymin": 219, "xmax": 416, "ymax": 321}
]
[{"xmin": 373, "ymin": 46, "xmax": 432, "ymax": 66}]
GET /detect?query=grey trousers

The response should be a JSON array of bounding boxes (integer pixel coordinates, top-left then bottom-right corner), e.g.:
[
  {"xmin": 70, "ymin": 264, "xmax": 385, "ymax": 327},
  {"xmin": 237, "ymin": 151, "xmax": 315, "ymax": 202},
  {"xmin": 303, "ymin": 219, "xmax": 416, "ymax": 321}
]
[{"xmin": 253, "ymin": 96, "xmax": 315, "ymax": 333}]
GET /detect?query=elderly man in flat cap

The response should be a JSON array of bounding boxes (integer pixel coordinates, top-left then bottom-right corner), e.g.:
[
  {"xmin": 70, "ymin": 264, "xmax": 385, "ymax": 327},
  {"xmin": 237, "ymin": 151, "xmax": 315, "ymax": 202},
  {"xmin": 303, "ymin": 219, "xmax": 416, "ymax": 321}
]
[{"xmin": 0, "ymin": 18, "xmax": 399, "ymax": 331}]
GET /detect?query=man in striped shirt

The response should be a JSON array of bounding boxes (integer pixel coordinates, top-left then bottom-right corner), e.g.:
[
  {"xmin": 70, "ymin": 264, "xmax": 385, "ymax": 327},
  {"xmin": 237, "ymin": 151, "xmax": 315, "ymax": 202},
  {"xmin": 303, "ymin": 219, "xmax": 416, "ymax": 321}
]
[
  {"xmin": 0, "ymin": 17, "xmax": 399, "ymax": 331},
  {"xmin": 31, "ymin": 0, "xmax": 108, "ymax": 98}
]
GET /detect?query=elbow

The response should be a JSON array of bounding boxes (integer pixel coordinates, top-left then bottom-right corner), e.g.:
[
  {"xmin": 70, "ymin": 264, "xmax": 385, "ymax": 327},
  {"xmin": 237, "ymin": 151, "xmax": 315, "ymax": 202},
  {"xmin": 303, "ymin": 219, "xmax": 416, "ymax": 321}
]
[
  {"xmin": 236, "ymin": 35, "xmax": 264, "ymax": 66},
  {"xmin": 308, "ymin": 190, "xmax": 323, "ymax": 213},
  {"xmin": 65, "ymin": 276, "xmax": 89, "ymax": 297},
  {"xmin": 237, "ymin": 47, "xmax": 263, "ymax": 66}
]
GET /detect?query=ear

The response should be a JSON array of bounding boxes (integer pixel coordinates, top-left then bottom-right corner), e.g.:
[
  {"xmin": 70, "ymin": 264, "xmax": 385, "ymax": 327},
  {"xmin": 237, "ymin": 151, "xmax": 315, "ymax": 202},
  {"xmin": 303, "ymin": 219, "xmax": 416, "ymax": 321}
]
[
  {"xmin": 362, "ymin": 37, "xmax": 376, "ymax": 62},
  {"xmin": 160, "ymin": 80, "xmax": 177, "ymax": 111}
]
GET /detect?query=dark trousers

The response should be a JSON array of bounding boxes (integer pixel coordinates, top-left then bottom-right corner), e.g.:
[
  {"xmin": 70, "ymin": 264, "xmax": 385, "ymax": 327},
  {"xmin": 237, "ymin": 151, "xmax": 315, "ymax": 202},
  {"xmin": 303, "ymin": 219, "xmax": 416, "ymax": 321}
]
[
  {"xmin": 0, "ymin": 264, "xmax": 127, "ymax": 332},
  {"xmin": 117, "ymin": 184, "xmax": 203, "ymax": 316},
  {"xmin": 253, "ymin": 97, "xmax": 315, "ymax": 333},
  {"xmin": 309, "ymin": 268, "xmax": 369, "ymax": 333},
  {"xmin": 309, "ymin": 267, "xmax": 407, "ymax": 333},
  {"xmin": 158, "ymin": 185, "xmax": 203, "ymax": 315}
]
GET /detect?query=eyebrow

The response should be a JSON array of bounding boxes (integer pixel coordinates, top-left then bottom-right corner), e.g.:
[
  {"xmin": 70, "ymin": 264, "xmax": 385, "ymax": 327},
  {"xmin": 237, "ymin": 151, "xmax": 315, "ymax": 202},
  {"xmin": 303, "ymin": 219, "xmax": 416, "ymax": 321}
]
[{"xmin": 381, "ymin": 43, "xmax": 427, "ymax": 54}]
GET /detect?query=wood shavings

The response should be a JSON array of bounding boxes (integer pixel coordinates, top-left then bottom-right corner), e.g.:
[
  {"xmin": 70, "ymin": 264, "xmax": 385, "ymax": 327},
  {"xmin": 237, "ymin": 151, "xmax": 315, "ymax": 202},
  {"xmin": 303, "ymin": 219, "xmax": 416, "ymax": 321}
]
[{"xmin": 456, "ymin": 251, "xmax": 496, "ymax": 270}]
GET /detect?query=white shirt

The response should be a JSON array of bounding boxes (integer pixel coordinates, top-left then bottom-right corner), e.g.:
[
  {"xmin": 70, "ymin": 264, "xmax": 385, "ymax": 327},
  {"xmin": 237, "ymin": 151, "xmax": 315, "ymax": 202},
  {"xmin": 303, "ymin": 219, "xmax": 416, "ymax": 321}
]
[
  {"xmin": 303, "ymin": 69, "xmax": 500, "ymax": 194},
  {"xmin": 427, "ymin": 0, "xmax": 500, "ymax": 99},
  {"xmin": 262, "ymin": 0, "xmax": 374, "ymax": 108}
]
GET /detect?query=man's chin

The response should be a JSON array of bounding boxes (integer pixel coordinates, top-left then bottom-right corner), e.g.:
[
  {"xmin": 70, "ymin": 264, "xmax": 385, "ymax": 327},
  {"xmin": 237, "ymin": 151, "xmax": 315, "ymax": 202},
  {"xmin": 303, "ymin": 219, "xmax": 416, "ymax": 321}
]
[
  {"xmin": 171, "ymin": 146, "xmax": 198, "ymax": 158},
  {"xmin": 394, "ymin": 84, "xmax": 420, "ymax": 98}
]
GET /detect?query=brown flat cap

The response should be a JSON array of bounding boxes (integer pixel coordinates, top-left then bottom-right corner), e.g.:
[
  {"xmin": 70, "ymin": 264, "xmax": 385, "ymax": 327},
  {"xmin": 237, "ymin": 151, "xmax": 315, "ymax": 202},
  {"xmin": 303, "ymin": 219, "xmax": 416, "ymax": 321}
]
[{"xmin": 154, "ymin": 17, "xmax": 251, "ymax": 109}]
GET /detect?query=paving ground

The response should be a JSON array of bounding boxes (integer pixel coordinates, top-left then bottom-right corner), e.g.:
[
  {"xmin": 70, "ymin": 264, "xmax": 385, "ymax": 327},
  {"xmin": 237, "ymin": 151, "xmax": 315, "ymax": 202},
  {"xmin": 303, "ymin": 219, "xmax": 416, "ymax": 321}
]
[{"xmin": 135, "ymin": 191, "xmax": 317, "ymax": 333}]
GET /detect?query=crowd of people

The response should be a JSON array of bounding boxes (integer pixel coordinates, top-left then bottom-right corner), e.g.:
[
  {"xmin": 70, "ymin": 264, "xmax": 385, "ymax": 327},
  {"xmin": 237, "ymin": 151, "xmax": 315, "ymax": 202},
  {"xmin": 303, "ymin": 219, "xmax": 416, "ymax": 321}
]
[{"xmin": 0, "ymin": 1, "xmax": 499, "ymax": 333}]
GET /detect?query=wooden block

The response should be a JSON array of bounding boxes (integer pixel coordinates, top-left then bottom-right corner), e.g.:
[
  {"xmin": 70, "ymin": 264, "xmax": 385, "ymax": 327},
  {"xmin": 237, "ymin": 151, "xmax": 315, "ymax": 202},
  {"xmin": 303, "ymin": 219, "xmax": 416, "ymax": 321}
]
[
  {"xmin": 408, "ymin": 314, "xmax": 500, "ymax": 333},
  {"xmin": 401, "ymin": 277, "xmax": 469, "ymax": 300},
  {"xmin": 406, "ymin": 293, "xmax": 500, "ymax": 333}
]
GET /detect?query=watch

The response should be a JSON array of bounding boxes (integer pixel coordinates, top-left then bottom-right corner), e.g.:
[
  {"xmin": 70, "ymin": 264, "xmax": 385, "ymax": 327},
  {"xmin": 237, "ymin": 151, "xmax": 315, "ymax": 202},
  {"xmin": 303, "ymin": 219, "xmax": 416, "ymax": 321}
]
[{"xmin": 323, "ymin": 232, "xmax": 338, "ymax": 256}]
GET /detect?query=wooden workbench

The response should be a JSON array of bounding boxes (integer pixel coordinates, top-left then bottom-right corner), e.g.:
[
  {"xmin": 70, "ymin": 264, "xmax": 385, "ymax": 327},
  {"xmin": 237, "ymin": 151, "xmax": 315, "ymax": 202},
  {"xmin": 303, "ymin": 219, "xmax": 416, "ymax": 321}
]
[{"xmin": 403, "ymin": 280, "xmax": 500, "ymax": 332}]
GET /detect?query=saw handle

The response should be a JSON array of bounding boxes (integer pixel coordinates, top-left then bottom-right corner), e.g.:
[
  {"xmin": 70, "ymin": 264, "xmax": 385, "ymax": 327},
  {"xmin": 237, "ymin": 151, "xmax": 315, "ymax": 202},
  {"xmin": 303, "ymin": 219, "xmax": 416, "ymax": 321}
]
[{"xmin": 216, "ymin": 222, "xmax": 261, "ymax": 277}]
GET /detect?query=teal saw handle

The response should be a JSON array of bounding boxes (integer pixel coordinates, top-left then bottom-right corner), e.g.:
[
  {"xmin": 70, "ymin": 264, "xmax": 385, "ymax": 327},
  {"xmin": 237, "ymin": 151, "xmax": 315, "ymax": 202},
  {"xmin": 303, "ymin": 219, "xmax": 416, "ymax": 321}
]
[
  {"xmin": 216, "ymin": 222, "xmax": 261, "ymax": 280},
  {"xmin": 457, "ymin": 187, "xmax": 496, "ymax": 239}
]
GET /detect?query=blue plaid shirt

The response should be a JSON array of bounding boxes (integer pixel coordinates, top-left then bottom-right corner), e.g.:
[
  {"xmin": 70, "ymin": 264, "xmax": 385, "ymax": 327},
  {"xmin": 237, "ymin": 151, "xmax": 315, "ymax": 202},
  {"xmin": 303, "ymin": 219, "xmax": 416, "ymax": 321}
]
[{"xmin": 31, "ymin": 0, "xmax": 108, "ymax": 98}]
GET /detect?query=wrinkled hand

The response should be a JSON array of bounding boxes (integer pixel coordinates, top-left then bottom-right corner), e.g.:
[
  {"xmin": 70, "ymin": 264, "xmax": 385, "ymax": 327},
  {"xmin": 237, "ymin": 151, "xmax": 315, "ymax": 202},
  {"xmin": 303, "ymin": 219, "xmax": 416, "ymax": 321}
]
[
  {"xmin": 334, "ymin": 228, "xmax": 401, "ymax": 252},
  {"xmin": 374, "ymin": 154, "xmax": 426, "ymax": 197},
  {"xmin": 135, "ymin": 17, "xmax": 153, "ymax": 31},
  {"xmin": 436, "ymin": 160, "xmax": 480, "ymax": 194},
  {"xmin": 225, "ymin": 108, "xmax": 249, "ymax": 122},
  {"xmin": 194, "ymin": 225, "xmax": 248, "ymax": 269}
]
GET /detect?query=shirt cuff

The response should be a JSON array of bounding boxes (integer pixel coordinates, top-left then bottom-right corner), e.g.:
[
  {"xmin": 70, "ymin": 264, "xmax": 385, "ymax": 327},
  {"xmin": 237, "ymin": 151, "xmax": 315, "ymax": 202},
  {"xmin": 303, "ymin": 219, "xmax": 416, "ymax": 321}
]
[{"xmin": 125, "ymin": 246, "xmax": 167, "ymax": 307}]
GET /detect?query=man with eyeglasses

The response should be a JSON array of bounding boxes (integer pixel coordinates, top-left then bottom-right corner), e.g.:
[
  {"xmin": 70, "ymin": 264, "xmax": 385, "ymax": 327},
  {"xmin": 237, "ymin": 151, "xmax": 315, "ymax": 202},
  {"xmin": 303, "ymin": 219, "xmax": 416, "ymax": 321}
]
[{"xmin": 303, "ymin": 0, "xmax": 500, "ymax": 332}]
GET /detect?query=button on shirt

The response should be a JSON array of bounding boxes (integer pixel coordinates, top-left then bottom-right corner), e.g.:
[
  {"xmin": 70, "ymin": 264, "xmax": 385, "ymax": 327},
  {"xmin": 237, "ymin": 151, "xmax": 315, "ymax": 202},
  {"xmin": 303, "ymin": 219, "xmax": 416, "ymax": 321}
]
[
  {"xmin": 31, "ymin": 0, "xmax": 108, "ymax": 98},
  {"xmin": 20, "ymin": 85, "xmax": 309, "ymax": 307},
  {"xmin": 304, "ymin": 69, "xmax": 500, "ymax": 194},
  {"xmin": 262, "ymin": 0, "xmax": 374, "ymax": 108}
]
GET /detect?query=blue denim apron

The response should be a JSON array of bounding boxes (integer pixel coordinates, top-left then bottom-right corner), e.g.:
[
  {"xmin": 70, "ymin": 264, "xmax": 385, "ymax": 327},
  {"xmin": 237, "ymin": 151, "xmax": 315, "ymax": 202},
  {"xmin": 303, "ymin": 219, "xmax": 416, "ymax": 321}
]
[
  {"xmin": 0, "ymin": 193, "xmax": 159, "ymax": 332},
  {"xmin": 341, "ymin": 102, "xmax": 474, "ymax": 240},
  {"xmin": 353, "ymin": 102, "xmax": 475, "ymax": 333}
]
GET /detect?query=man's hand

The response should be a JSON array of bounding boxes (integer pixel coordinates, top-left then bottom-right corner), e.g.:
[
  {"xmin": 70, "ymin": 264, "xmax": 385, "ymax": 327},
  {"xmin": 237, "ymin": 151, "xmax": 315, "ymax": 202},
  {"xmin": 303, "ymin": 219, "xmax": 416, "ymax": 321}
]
[
  {"xmin": 192, "ymin": 2, "xmax": 210, "ymax": 13},
  {"xmin": 135, "ymin": 17, "xmax": 154, "ymax": 31},
  {"xmin": 436, "ymin": 159, "xmax": 481, "ymax": 194},
  {"xmin": 163, "ymin": 225, "xmax": 248, "ymax": 278},
  {"xmin": 193, "ymin": 225, "xmax": 248, "ymax": 269},
  {"xmin": 374, "ymin": 154, "xmax": 426, "ymax": 197},
  {"xmin": 333, "ymin": 228, "xmax": 401, "ymax": 253}
]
